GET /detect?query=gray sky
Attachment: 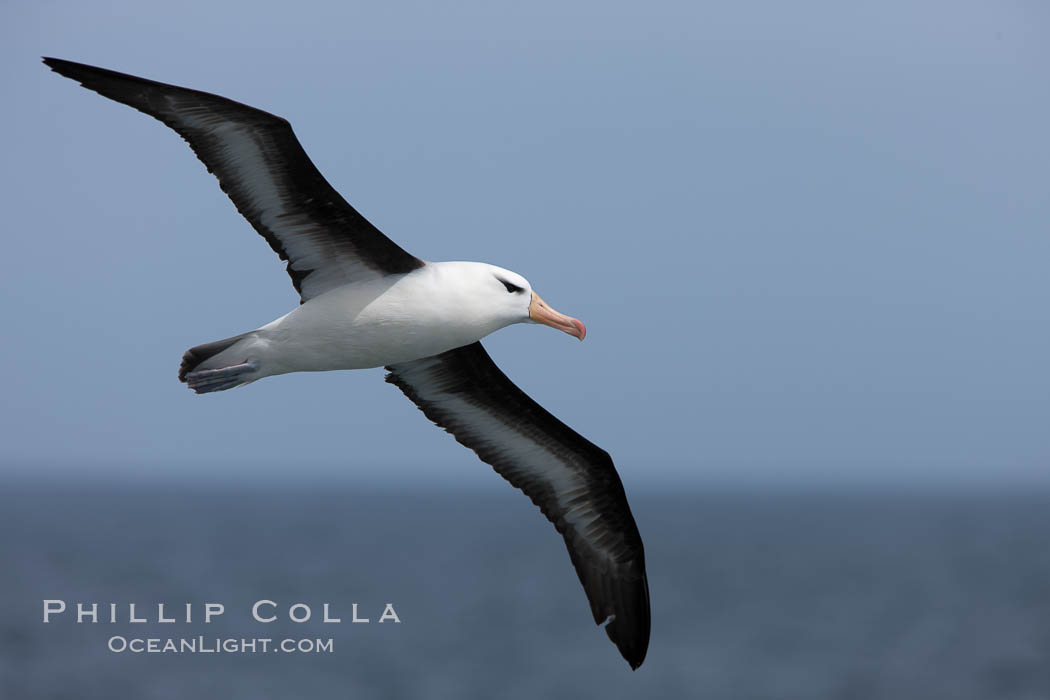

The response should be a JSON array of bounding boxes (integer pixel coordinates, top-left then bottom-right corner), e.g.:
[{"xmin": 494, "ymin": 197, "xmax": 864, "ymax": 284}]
[{"xmin": 2, "ymin": 1, "xmax": 1048, "ymax": 486}]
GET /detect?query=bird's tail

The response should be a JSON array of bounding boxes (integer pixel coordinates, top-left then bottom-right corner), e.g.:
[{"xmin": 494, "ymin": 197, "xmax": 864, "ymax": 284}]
[{"xmin": 178, "ymin": 332, "xmax": 258, "ymax": 394}]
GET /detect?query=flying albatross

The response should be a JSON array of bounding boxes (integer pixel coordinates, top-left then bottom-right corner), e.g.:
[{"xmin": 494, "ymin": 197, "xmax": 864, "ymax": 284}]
[{"xmin": 44, "ymin": 57, "xmax": 650, "ymax": 669}]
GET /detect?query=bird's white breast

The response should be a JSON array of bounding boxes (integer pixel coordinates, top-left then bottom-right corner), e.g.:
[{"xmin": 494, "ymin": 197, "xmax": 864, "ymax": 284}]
[{"xmin": 253, "ymin": 262, "xmax": 514, "ymax": 374}]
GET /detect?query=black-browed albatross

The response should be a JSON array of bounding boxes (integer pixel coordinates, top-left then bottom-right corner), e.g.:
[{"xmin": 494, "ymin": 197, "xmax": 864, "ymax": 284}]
[{"xmin": 44, "ymin": 57, "xmax": 650, "ymax": 669}]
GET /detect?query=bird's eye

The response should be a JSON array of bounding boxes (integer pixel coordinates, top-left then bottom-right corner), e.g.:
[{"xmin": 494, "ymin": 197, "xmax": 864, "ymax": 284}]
[{"xmin": 498, "ymin": 278, "xmax": 524, "ymax": 294}]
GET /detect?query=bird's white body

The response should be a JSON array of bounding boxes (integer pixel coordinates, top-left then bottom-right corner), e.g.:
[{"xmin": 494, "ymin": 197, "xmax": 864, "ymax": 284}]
[{"xmin": 201, "ymin": 261, "xmax": 532, "ymax": 381}]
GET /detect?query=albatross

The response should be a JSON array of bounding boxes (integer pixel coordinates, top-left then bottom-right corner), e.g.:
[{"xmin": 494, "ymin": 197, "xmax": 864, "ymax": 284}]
[{"xmin": 44, "ymin": 57, "xmax": 650, "ymax": 669}]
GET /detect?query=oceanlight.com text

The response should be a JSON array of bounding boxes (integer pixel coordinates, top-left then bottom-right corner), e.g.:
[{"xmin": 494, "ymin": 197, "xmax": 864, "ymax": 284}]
[{"xmin": 107, "ymin": 636, "xmax": 334, "ymax": 654}]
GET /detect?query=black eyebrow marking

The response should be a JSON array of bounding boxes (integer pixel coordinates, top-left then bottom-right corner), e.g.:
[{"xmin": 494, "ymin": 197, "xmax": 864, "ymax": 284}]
[{"xmin": 497, "ymin": 277, "xmax": 524, "ymax": 294}]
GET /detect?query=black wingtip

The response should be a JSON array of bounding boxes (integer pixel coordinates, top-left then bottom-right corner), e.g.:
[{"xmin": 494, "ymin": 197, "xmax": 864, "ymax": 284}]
[
  {"xmin": 42, "ymin": 56, "xmax": 76, "ymax": 74},
  {"xmin": 607, "ymin": 617, "xmax": 650, "ymax": 670},
  {"xmin": 42, "ymin": 57, "xmax": 106, "ymax": 86},
  {"xmin": 42, "ymin": 57, "xmax": 122, "ymax": 85},
  {"xmin": 597, "ymin": 568, "xmax": 650, "ymax": 670}
]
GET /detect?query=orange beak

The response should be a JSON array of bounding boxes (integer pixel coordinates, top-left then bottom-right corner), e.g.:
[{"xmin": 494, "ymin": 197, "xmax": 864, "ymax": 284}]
[{"xmin": 529, "ymin": 292, "xmax": 586, "ymax": 341}]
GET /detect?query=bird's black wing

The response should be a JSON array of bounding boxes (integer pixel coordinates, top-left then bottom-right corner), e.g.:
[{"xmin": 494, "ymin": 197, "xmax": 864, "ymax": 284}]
[
  {"xmin": 385, "ymin": 342, "xmax": 650, "ymax": 669},
  {"xmin": 44, "ymin": 57, "xmax": 423, "ymax": 301}
]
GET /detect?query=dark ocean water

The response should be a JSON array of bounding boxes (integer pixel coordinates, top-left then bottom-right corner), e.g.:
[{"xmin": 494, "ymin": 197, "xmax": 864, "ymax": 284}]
[{"xmin": 2, "ymin": 477, "xmax": 1050, "ymax": 699}]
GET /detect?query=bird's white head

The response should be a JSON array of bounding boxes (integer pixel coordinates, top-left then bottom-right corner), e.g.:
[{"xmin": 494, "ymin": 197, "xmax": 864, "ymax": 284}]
[{"xmin": 436, "ymin": 262, "xmax": 586, "ymax": 341}]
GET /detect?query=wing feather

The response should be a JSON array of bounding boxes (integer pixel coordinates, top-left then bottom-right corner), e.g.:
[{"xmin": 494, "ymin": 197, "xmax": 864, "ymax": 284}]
[
  {"xmin": 44, "ymin": 57, "xmax": 423, "ymax": 301},
  {"xmin": 386, "ymin": 342, "xmax": 650, "ymax": 669}
]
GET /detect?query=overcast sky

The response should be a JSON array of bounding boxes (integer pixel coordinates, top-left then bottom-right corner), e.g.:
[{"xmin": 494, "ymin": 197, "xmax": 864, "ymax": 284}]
[{"xmin": 2, "ymin": 1, "xmax": 1047, "ymax": 487}]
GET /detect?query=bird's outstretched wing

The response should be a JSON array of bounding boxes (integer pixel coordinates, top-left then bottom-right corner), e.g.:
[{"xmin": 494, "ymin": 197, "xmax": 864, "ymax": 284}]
[
  {"xmin": 385, "ymin": 342, "xmax": 650, "ymax": 669},
  {"xmin": 43, "ymin": 57, "xmax": 423, "ymax": 302}
]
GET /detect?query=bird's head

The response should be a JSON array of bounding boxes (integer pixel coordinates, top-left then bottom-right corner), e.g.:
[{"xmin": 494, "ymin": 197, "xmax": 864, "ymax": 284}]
[{"xmin": 447, "ymin": 262, "xmax": 586, "ymax": 341}]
